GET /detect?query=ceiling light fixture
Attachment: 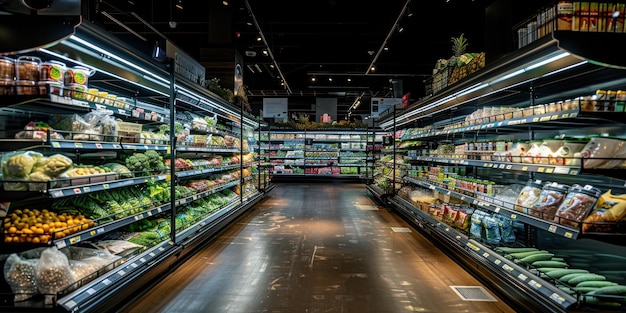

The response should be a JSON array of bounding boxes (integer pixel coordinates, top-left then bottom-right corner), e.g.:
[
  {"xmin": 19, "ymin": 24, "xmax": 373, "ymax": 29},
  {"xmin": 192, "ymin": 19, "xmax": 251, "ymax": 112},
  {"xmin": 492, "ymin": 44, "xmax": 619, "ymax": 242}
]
[
  {"xmin": 246, "ymin": 64, "xmax": 255, "ymax": 73},
  {"xmin": 256, "ymin": 36, "xmax": 262, "ymax": 41},
  {"xmin": 222, "ymin": 0, "xmax": 229, "ymax": 6},
  {"xmin": 311, "ymin": 76, "xmax": 316, "ymax": 82},
  {"xmin": 398, "ymin": 25, "xmax": 404, "ymax": 33},
  {"xmin": 407, "ymin": 7, "xmax": 413, "ymax": 17},
  {"xmin": 262, "ymin": 49, "xmax": 268, "ymax": 56},
  {"xmin": 176, "ymin": 0, "xmax": 183, "ymax": 10},
  {"xmin": 365, "ymin": 0, "xmax": 411, "ymax": 75},
  {"xmin": 347, "ymin": 77, "xmax": 352, "ymax": 82},
  {"xmin": 254, "ymin": 64, "xmax": 262, "ymax": 72},
  {"xmin": 383, "ymin": 46, "xmax": 389, "ymax": 51}
]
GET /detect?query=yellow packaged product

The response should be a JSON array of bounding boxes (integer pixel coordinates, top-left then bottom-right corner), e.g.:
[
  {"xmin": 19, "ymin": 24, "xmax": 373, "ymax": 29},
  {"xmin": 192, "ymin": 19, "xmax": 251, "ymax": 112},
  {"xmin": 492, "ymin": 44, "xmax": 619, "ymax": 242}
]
[{"xmin": 582, "ymin": 190, "xmax": 626, "ymax": 233}]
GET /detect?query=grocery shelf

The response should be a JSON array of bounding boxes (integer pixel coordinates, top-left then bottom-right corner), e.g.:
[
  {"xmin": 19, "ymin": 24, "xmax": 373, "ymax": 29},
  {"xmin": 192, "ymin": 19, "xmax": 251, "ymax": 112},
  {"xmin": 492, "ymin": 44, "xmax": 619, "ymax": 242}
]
[
  {"xmin": 387, "ymin": 195, "xmax": 577, "ymax": 311},
  {"xmin": 48, "ymin": 174, "xmax": 170, "ymax": 198},
  {"xmin": 403, "ymin": 177, "xmax": 581, "ymax": 240},
  {"xmin": 54, "ymin": 202, "xmax": 172, "ymax": 250},
  {"xmin": 413, "ymin": 156, "xmax": 582, "ymax": 176}
]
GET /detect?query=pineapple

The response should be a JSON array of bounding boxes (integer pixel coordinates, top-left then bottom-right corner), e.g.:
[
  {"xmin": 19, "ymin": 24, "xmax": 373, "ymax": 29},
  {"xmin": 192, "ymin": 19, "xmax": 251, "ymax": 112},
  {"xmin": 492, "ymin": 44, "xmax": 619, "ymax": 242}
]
[{"xmin": 448, "ymin": 33, "xmax": 468, "ymax": 67}]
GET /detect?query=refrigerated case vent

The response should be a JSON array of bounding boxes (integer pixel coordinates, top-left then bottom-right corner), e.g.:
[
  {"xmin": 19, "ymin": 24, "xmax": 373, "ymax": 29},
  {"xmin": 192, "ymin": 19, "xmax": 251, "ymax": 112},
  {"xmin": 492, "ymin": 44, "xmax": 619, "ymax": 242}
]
[{"xmin": 449, "ymin": 286, "xmax": 497, "ymax": 302}]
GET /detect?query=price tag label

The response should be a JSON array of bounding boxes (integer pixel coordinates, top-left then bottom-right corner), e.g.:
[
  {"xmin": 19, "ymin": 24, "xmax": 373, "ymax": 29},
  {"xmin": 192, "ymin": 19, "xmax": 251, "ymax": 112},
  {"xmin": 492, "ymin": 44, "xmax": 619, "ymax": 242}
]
[
  {"xmin": 460, "ymin": 196, "xmax": 466, "ymax": 201},
  {"xmin": 482, "ymin": 252, "xmax": 490, "ymax": 258},
  {"xmin": 69, "ymin": 236, "xmax": 81, "ymax": 244},
  {"xmin": 494, "ymin": 259, "xmax": 502, "ymax": 265},
  {"xmin": 561, "ymin": 113, "xmax": 569, "ymax": 118},
  {"xmin": 528, "ymin": 280, "xmax": 542, "ymax": 289},
  {"xmin": 521, "ymin": 166, "xmax": 528, "ymax": 171},
  {"xmin": 52, "ymin": 190, "xmax": 64, "ymax": 197},
  {"xmin": 564, "ymin": 232, "xmax": 573, "ymax": 239},
  {"xmin": 569, "ymin": 169, "xmax": 579, "ymax": 175},
  {"xmin": 102, "ymin": 279, "xmax": 112, "ymax": 286},
  {"xmin": 95, "ymin": 143, "xmax": 103, "ymax": 149},
  {"xmin": 548, "ymin": 224, "xmax": 557, "ymax": 233},
  {"xmin": 157, "ymin": 207, "xmax": 163, "ymax": 213},
  {"xmin": 83, "ymin": 186, "xmax": 90, "ymax": 192},
  {"xmin": 518, "ymin": 273, "xmax": 528, "ymax": 281},
  {"xmin": 130, "ymin": 263, "xmax": 138, "ymax": 268},
  {"xmin": 532, "ymin": 117, "xmax": 539, "ymax": 123},
  {"xmin": 117, "ymin": 270, "xmax": 126, "ymax": 276},
  {"xmin": 550, "ymin": 293, "xmax": 566, "ymax": 304},
  {"xmin": 502, "ymin": 264, "xmax": 514, "ymax": 272},
  {"xmin": 86, "ymin": 288, "xmax": 96, "ymax": 295},
  {"xmin": 118, "ymin": 108, "xmax": 126, "ymax": 115},
  {"xmin": 56, "ymin": 240, "xmax": 67, "ymax": 249},
  {"xmin": 134, "ymin": 215, "xmax": 140, "ymax": 221},
  {"xmin": 551, "ymin": 114, "xmax": 559, "ymax": 120},
  {"xmin": 103, "ymin": 184, "xmax": 109, "ymax": 189},
  {"xmin": 570, "ymin": 112, "xmax": 578, "ymax": 118},
  {"xmin": 540, "ymin": 116, "xmax": 551, "ymax": 122},
  {"xmin": 139, "ymin": 258, "xmax": 147, "ymax": 263},
  {"xmin": 506, "ymin": 165, "xmax": 512, "ymax": 170},
  {"xmin": 546, "ymin": 168, "xmax": 554, "ymax": 173},
  {"xmin": 510, "ymin": 214, "xmax": 517, "ymax": 219},
  {"xmin": 494, "ymin": 207, "xmax": 501, "ymax": 213},
  {"xmin": 73, "ymin": 188, "xmax": 82, "ymax": 194},
  {"xmin": 147, "ymin": 211, "xmax": 152, "ymax": 216},
  {"xmin": 51, "ymin": 142, "xmax": 61, "ymax": 148},
  {"xmin": 149, "ymin": 252, "xmax": 156, "ymax": 257},
  {"xmin": 74, "ymin": 142, "xmax": 83, "ymax": 148},
  {"xmin": 537, "ymin": 167, "xmax": 545, "ymax": 173},
  {"xmin": 144, "ymin": 145, "xmax": 150, "ymax": 150}
]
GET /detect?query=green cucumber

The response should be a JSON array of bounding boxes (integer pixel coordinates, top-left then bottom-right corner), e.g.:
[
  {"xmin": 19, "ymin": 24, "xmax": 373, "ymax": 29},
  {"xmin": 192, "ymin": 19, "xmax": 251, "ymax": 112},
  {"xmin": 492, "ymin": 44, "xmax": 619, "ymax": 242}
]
[
  {"xmin": 544, "ymin": 268, "xmax": 589, "ymax": 279},
  {"xmin": 506, "ymin": 250, "xmax": 548, "ymax": 260},
  {"xmin": 560, "ymin": 273, "xmax": 589, "ymax": 283},
  {"xmin": 577, "ymin": 281, "xmax": 619, "ymax": 288},
  {"xmin": 568, "ymin": 274, "xmax": 607, "ymax": 286},
  {"xmin": 494, "ymin": 247, "xmax": 539, "ymax": 254},
  {"xmin": 517, "ymin": 253, "xmax": 554, "ymax": 264},
  {"xmin": 588, "ymin": 285, "xmax": 626, "ymax": 295},
  {"xmin": 574, "ymin": 287, "xmax": 600, "ymax": 293},
  {"xmin": 537, "ymin": 267, "xmax": 570, "ymax": 273},
  {"xmin": 531, "ymin": 260, "xmax": 569, "ymax": 268}
]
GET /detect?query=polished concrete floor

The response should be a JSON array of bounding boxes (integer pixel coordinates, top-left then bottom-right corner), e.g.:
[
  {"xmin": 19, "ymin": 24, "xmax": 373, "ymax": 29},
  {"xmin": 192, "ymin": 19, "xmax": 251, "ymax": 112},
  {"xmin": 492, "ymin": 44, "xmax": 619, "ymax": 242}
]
[{"xmin": 120, "ymin": 182, "xmax": 516, "ymax": 313}]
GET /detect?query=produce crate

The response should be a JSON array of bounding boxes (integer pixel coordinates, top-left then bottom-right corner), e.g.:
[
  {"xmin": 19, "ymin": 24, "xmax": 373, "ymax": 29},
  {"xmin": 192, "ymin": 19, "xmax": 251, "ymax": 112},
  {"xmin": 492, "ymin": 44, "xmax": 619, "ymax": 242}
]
[
  {"xmin": 449, "ymin": 52, "xmax": 486, "ymax": 85},
  {"xmin": 425, "ymin": 66, "xmax": 453, "ymax": 96},
  {"xmin": 117, "ymin": 121, "xmax": 142, "ymax": 143}
]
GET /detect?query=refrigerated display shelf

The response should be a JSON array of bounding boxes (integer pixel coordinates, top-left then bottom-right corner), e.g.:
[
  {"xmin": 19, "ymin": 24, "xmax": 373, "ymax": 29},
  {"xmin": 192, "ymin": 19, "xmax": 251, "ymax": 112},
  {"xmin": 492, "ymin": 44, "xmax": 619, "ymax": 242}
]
[
  {"xmin": 46, "ymin": 174, "xmax": 169, "ymax": 198},
  {"xmin": 403, "ymin": 177, "xmax": 581, "ymax": 240},
  {"xmin": 413, "ymin": 156, "xmax": 583, "ymax": 176},
  {"xmin": 387, "ymin": 195, "xmax": 577, "ymax": 311}
]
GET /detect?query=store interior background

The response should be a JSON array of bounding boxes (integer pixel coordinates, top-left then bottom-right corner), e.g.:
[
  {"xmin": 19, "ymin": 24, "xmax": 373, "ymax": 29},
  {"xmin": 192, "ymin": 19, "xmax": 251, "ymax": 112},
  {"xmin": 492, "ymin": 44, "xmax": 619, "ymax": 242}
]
[{"xmin": 92, "ymin": 0, "xmax": 551, "ymax": 122}]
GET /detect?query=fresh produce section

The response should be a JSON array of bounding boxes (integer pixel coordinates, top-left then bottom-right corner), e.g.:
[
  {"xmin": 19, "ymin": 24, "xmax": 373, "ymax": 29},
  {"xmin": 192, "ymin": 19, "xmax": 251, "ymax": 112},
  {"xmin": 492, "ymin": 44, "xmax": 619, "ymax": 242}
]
[
  {"xmin": 370, "ymin": 15, "xmax": 626, "ymax": 312},
  {"xmin": 0, "ymin": 22, "xmax": 268, "ymax": 312}
]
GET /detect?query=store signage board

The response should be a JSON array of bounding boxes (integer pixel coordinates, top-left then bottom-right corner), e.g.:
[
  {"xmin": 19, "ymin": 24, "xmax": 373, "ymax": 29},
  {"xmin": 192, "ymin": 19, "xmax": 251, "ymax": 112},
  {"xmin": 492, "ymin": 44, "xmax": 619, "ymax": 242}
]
[
  {"xmin": 166, "ymin": 40, "xmax": 206, "ymax": 86},
  {"xmin": 371, "ymin": 98, "xmax": 401, "ymax": 118},
  {"xmin": 262, "ymin": 98, "xmax": 288, "ymax": 118}
]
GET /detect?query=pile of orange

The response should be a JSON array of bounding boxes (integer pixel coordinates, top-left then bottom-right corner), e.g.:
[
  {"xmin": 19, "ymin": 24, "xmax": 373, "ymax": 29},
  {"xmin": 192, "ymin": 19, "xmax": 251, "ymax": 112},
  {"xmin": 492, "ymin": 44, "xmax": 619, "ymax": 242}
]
[{"xmin": 2, "ymin": 208, "xmax": 95, "ymax": 244}]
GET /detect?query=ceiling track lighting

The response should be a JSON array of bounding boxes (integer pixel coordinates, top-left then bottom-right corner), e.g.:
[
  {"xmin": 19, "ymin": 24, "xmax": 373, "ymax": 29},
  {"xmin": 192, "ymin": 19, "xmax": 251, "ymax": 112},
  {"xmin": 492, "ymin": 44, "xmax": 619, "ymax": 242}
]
[
  {"xmin": 245, "ymin": 0, "xmax": 292, "ymax": 93},
  {"xmin": 365, "ymin": 0, "xmax": 411, "ymax": 75}
]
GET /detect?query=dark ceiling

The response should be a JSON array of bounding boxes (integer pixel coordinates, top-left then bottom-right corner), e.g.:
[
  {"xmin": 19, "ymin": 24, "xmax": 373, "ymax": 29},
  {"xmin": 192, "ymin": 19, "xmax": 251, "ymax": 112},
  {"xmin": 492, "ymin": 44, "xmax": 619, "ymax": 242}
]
[{"xmin": 83, "ymin": 0, "xmax": 546, "ymax": 119}]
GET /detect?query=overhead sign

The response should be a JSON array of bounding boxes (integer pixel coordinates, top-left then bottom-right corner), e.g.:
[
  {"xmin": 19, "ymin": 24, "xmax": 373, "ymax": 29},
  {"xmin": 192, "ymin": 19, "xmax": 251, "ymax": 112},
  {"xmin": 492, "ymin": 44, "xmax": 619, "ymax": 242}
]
[
  {"xmin": 371, "ymin": 97, "xmax": 401, "ymax": 118},
  {"xmin": 166, "ymin": 40, "xmax": 206, "ymax": 86}
]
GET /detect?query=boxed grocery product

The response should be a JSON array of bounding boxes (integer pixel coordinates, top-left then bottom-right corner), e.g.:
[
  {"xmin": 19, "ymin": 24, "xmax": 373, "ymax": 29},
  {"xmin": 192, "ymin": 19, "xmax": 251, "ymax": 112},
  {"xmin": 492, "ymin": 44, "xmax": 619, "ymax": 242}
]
[{"xmin": 117, "ymin": 121, "xmax": 142, "ymax": 143}]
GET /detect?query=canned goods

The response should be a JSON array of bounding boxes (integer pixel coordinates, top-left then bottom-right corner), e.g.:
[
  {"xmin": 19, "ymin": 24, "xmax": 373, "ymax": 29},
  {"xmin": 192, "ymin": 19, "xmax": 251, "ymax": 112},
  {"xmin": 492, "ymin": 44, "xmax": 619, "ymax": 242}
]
[{"xmin": 16, "ymin": 56, "xmax": 41, "ymax": 81}]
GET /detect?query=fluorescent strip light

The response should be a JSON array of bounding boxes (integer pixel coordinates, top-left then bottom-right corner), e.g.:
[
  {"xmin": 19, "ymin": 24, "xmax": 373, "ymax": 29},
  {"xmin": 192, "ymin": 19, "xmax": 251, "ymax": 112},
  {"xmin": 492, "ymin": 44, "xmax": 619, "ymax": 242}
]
[
  {"xmin": 542, "ymin": 60, "xmax": 587, "ymax": 77},
  {"xmin": 490, "ymin": 69, "xmax": 525, "ymax": 85},
  {"xmin": 525, "ymin": 51, "xmax": 570, "ymax": 71},
  {"xmin": 455, "ymin": 83, "xmax": 488, "ymax": 98},
  {"xmin": 40, "ymin": 48, "xmax": 169, "ymax": 97},
  {"xmin": 69, "ymin": 35, "xmax": 169, "ymax": 84}
]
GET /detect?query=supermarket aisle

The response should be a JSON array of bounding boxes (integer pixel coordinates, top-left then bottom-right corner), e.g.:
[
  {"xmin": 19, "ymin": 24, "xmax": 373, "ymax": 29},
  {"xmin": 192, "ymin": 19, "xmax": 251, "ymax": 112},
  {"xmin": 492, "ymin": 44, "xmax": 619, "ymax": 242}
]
[{"xmin": 119, "ymin": 182, "xmax": 516, "ymax": 313}]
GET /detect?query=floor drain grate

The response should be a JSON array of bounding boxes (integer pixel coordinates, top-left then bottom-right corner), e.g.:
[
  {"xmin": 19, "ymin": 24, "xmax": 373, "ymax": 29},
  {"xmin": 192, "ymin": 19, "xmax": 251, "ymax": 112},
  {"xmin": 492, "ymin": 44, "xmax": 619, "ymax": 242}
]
[
  {"xmin": 391, "ymin": 227, "xmax": 412, "ymax": 233},
  {"xmin": 450, "ymin": 286, "xmax": 497, "ymax": 302}
]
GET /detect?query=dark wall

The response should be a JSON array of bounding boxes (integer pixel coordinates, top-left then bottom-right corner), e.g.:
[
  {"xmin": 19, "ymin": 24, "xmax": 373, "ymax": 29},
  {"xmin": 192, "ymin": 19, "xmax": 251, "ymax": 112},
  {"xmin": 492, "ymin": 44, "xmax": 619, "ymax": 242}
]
[{"xmin": 484, "ymin": 0, "xmax": 552, "ymax": 64}]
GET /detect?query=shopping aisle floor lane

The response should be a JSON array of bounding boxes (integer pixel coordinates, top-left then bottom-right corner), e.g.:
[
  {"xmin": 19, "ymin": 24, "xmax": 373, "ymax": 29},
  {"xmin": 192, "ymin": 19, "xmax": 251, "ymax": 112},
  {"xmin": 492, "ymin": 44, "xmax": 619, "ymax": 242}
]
[{"xmin": 120, "ymin": 182, "xmax": 516, "ymax": 313}]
